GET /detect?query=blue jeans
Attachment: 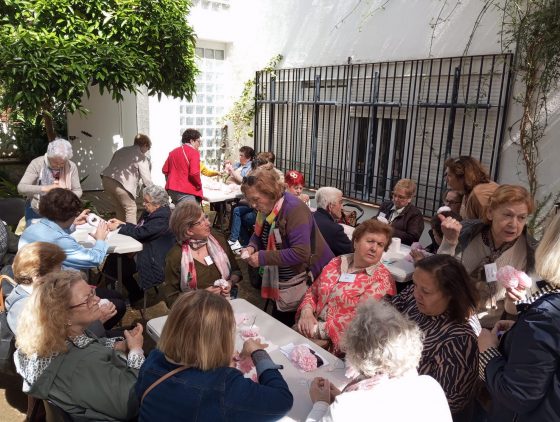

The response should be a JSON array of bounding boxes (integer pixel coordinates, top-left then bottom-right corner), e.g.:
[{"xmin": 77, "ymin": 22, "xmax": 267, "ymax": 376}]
[
  {"xmin": 24, "ymin": 200, "xmax": 42, "ymax": 226},
  {"xmin": 229, "ymin": 205, "xmax": 256, "ymax": 246}
]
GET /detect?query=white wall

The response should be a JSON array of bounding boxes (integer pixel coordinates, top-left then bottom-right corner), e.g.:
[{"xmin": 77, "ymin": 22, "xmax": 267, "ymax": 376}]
[
  {"xmin": 148, "ymin": 94, "xmax": 182, "ymax": 187},
  {"xmin": 67, "ymin": 0, "xmax": 560, "ymax": 206},
  {"xmin": 67, "ymin": 89, "xmax": 137, "ymax": 190},
  {"xmin": 223, "ymin": 0, "xmax": 559, "ymax": 205}
]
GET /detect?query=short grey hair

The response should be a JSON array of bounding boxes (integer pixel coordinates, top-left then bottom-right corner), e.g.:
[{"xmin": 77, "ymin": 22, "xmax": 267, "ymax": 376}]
[
  {"xmin": 343, "ymin": 300, "xmax": 424, "ymax": 378},
  {"xmin": 46, "ymin": 138, "xmax": 73, "ymax": 160},
  {"xmin": 316, "ymin": 187, "xmax": 342, "ymax": 210},
  {"xmin": 143, "ymin": 185, "xmax": 169, "ymax": 207}
]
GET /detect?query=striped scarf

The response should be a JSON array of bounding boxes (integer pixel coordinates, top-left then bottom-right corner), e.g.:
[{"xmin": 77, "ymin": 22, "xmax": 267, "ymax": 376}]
[
  {"xmin": 254, "ymin": 197, "xmax": 284, "ymax": 300},
  {"xmin": 180, "ymin": 235, "xmax": 231, "ymax": 291}
]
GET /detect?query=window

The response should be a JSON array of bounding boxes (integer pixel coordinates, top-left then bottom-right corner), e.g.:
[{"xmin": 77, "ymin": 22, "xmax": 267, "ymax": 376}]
[{"xmin": 178, "ymin": 46, "xmax": 228, "ymax": 170}]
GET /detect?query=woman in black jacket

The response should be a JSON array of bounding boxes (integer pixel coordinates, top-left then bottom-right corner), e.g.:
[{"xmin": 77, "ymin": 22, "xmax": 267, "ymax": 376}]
[
  {"xmin": 107, "ymin": 185, "xmax": 175, "ymax": 303},
  {"xmin": 478, "ymin": 212, "xmax": 560, "ymax": 422}
]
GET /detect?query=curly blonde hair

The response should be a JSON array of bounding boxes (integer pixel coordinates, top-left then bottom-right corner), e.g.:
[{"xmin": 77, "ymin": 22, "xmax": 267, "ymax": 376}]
[{"xmin": 16, "ymin": 270, "xmax": 83, "ymax": 357}]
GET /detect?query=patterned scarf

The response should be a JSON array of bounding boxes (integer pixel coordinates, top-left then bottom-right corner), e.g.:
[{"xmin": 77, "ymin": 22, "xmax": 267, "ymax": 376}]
[
  {"xmin": 254, "ymin": 196, "xmax": 284, "ymax": 300},
  {"xmin": 39, "ymin": 154, "xmax": 72, "ymax": 191},
  {"xmin": 180, "ymin": 235, "xmax": 231, "ymax": 291}
]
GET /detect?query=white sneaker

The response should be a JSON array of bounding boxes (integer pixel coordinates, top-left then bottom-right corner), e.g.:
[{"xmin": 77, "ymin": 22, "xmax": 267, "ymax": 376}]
[{"xmin": 228, "ymin": 240, "xmax": 242, "ymax": 251}]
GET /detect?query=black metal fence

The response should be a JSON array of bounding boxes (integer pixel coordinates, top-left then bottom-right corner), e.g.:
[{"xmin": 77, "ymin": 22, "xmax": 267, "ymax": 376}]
[{"xmin": 254, "ymin": 53, "xmax": 513, "ymax": 215}]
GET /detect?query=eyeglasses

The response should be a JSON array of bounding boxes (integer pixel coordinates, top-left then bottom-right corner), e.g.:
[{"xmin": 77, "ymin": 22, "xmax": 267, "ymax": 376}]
[
  {"xmin": 191, "ymin": 214, "xmax": 210, "ymax": 227},
  {"xmin": 242, "ymin": 175, "xmax": 257, "ymax": 186},
  {"xmin": 68, "ymin": 287, "xmax": 97, "ymax": 309},
  {"xmin": 444, "ymin": 199, "xmax": 462, "ymax": 205}
]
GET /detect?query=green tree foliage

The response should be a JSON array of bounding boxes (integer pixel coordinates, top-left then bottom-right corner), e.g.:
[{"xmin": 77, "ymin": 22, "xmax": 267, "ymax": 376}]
[{"xmin": 0, "ymin": 0, "xmax": 198, "ymax": 140}]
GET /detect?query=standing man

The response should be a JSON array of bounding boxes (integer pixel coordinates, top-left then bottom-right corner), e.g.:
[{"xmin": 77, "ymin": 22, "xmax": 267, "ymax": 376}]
[
  {"xmin": 101, "ymin": 134, "xmax": 153, "ymax": 223},
  {"xmin": 162, "ymin": 129, "xmax": 202, "ymax": 204}
]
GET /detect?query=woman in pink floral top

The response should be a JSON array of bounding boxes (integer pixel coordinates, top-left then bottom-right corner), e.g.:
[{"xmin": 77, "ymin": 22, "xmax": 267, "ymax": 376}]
[{"xmin": 296, "ymin": 220, "xmax": 396, "ymax": 355}]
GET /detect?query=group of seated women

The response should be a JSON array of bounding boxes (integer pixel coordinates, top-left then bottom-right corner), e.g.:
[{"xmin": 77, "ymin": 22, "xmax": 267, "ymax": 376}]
[{"xmin": 6, "ymin": 149, "xmax": 560, "ymax": 422}]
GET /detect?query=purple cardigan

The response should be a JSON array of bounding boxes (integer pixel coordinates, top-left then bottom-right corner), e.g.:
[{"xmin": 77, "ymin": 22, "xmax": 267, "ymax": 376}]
[{"xmin": 249, "ymin": 192, "xmax": 334, "ymax": 278}]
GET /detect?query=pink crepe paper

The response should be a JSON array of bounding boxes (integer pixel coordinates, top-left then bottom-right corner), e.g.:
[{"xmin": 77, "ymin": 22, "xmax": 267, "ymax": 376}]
[
  {"xmin": 497, "ymin": 265, "xmax": 532, "ymax": 290},
  {"xmin": 290, "ymin": 345, "xmax": 318, "ymax": 372},
  {"xmin": 240, "ymin": 327, "xmax": 260, "ymax": 340}
]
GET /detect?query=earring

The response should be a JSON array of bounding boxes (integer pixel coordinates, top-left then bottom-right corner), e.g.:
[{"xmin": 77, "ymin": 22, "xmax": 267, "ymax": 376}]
[{"xmin": 65, "ymin": 321, "xmax": 72, "ymax": 327}]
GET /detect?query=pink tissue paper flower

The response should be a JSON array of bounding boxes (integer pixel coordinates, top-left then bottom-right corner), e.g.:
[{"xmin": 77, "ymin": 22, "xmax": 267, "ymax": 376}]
[
  {"xmin": 240, "ymin": 327, "xmax": 260, "ymax": 340},
  {"xmin": 497, "ymin": 265, "xmax": 532, "ymax": 290},
  {"xmin": 290, "ymin": 345, "xmax": 318, "ymax": 372}
]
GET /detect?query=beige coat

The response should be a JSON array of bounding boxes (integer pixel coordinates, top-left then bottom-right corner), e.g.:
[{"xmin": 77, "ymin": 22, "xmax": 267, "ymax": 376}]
[{"xmin": 101, "ymin": 145, "xmax": 153, "ymax": 197}]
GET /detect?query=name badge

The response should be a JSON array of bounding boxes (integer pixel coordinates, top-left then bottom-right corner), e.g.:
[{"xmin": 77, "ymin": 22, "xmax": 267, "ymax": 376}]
[
  {"xmin": 204, "ymin": 256, "xmax": 214, "ymax": 266},
  {"xmin": 273, "ymin": 228, "xmax": 282, "ymax": 244},
  {"xmin": 484, "ymin": 263, "xmax": 498, "ymax": 282},
  {"xmin": 339, "ymin": 273, "xmax": 356, "ymax": 283}
]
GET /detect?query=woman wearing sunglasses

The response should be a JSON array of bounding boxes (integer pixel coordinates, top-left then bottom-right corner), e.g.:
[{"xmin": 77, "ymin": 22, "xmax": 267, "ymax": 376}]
[{"xmin": 15, "ymin": 270, "xmax": 144, "ymax": 421}]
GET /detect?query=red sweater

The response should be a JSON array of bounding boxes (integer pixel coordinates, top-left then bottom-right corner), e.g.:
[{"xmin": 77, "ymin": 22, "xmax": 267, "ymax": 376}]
[{"xmin": 162, "ymin": 144, "xmax": 202, "ymax": 197}]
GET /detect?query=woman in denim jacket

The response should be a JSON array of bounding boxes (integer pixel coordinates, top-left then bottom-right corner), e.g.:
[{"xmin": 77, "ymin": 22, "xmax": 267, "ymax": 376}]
[{"xmin": 136, "ymin": 290, "xmax": 293, "ymax": 421}]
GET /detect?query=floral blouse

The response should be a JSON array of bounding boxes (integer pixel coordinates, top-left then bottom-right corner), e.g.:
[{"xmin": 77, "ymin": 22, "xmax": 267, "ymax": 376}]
[
  {"xmin": 15, "ymin": 333, "xmax": 144, "ymax": 392},
  {"xmin": 297, "ymin": 254, "xmax": 396, "ymax": 355}
]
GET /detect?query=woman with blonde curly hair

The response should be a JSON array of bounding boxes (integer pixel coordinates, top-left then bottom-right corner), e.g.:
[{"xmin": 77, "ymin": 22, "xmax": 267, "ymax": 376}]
[
  {"xmin": 15, "ymin": 270, "xmax": 144, "ymax": 421},
  {"xmin": 306, "ymin": 300, "xmax": 451, "ymax": 421}
]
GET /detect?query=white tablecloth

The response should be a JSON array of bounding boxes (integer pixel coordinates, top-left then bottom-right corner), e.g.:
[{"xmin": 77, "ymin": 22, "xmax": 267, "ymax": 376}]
[
  {"xmin": 147, "ymin": 298, "xmax": 348, "ymax": 422},
  {"xmin": 72, "ymin": 229, "xmax": 143, "ymax": 254},
  {"xmin": 202, "ymin": 181, "xmax": 243, "ymax": 204},
  {"xmin": 382, "ymin": 244, "xmax": 415, "ymax": 283}
]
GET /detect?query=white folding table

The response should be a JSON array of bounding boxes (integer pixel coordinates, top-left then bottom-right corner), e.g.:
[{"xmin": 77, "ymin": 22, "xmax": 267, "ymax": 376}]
[{"xmin": 147, "ymin": 298, "xmax": 348, "ymax": 422}]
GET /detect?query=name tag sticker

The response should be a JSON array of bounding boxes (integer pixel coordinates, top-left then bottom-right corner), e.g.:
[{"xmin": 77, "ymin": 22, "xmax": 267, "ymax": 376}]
[
  {"xmin": 378, "ymin": 212, "xmax": 386, "ymax": 219},
  {"xmin": 339, "ymin": 273, "xmax": 356, "ymax": 283},
  {"xmin": 273, "ymin": 228, "xmax": 282, "ymax": 244},
  {"xmin": 204, "ymin": 256, "xmax": 214, "ymax": 266},
  {"xmin": 484, "ymin": 263, "xmax": 498, "ymax": 282}
]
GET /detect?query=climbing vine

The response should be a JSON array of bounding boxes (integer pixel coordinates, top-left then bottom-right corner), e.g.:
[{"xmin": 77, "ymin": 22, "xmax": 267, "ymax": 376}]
[{"xmin": 221, "ymin": 54, "xmax": 283, "ymax": 160}]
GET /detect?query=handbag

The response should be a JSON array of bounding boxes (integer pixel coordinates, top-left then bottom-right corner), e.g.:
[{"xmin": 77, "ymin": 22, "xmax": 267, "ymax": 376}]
[
  {"xmin": 276, "ymin": 271, "xmax": 312, "ymax": 312},
  {"xmin": 275, "ymin": 222, "xmax": 317, "ymax": 312},
  {"xmin": 0, "ymin": 274, "xmax": 17, "ymax": 375}
]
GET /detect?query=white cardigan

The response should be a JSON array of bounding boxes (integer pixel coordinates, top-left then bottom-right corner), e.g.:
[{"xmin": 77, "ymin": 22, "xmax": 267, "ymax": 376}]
[{"xmin": 306, "ymin": 374, "xmax": 452, "ymax": 422}]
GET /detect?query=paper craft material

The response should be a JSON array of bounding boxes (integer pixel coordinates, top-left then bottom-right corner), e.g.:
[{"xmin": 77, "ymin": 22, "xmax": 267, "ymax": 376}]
[
  {"xmin": 214, "ymin": 279, "xmax": 229, "ymax": 289},
  {"xmin": 377, "ymin": 215, "xmax": 389, "ymax": 224},
  {"xmin": 87, "ymin": 213, "xmax": 104, "ymax": 227},
  {"xmin": 497, "ymin": 265, "xmax": 532, "ymax": 289},
  {"xmin": 437, "ymin": 206, "xmax": 452, "ymax": 214},
  {"xmin": 280, "ymin": 343, "xmax": 329, "ymax": 372},
  {"xmin": 98, "ymin": 298, "xmax": 110, "ymax": 307},
  {"xmin": 389, "ymin": 237, "xmax": 401, "ymax": 254}
]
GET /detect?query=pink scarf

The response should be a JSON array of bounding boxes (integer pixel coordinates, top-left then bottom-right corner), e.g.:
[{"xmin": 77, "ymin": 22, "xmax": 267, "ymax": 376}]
[{"xmin": 180, "ymin": 235, "xmax": 231, "ymax": 291}]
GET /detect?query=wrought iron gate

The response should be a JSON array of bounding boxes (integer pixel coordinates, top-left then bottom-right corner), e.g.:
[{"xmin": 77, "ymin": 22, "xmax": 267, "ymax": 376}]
[{"xmin": 254, "ymin": 54, "xmax": 513, "ymax": 215}]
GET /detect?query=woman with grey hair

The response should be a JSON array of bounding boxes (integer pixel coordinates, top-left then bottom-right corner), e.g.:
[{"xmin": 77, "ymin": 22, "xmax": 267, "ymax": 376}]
[
  {"xmin": 18, "ymin": 138, "xmax": 82, "ymax": 224},
  {"xmin": 306, "ymin": 300, "xmax": 451, "ymax": 421},
  {"xmin": 106, "ymin": 185, "xmax": 175, "ymax": 304},
  {"xmin": 314, "ymin": 187, "xmax": 352, "ymax": 256}
]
